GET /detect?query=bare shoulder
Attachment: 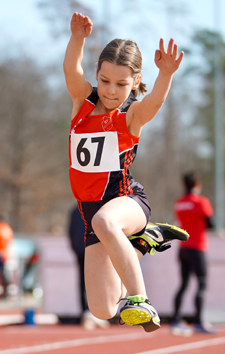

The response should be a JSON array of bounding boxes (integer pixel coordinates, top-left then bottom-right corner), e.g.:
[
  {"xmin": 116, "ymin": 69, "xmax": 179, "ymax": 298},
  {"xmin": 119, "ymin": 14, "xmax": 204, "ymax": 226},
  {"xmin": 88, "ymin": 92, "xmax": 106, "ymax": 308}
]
[{"xmin": 71, "ymin": 82, "xmax": 93, "ymax": 120}]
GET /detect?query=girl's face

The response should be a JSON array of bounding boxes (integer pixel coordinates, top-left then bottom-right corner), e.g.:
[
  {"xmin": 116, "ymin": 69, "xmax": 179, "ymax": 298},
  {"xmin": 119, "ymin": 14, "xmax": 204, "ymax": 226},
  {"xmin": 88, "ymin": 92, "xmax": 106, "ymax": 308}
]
[{"xmin": 96, "ymin": 61, "xmax": 140, "ymax": 111}]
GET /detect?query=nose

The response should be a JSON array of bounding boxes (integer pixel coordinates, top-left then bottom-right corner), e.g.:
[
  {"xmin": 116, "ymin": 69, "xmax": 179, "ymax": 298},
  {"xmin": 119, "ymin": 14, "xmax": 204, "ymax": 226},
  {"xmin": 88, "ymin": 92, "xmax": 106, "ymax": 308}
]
[{"xmin": 107, "ymin": 84, "xmax": 116, "ymax": 95}]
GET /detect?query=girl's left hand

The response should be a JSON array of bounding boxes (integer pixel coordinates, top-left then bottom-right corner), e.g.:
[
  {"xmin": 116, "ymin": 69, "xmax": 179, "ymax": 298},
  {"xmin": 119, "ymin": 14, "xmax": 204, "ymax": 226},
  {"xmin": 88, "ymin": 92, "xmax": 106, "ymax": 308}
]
[{"xmin": 154, "ymin": 38, "xmax": 184, "ymax": 74}]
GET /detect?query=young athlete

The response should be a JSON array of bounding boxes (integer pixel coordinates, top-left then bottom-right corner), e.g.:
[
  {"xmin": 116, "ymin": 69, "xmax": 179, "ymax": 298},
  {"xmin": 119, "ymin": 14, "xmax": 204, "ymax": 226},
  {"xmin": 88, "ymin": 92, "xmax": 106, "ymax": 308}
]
[{"xmin": 64, "ymin": 12, "xmax": 189, "ymax": 333}]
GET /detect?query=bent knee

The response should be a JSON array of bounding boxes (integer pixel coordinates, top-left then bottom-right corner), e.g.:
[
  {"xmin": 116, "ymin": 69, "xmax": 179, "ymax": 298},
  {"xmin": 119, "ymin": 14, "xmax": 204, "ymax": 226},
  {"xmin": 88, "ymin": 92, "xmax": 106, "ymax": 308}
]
[
  {"xmin": 89, "ymin": 303, "xmax": 117, "ymax": 320},
  {"xmin": 91, "ymin": 212, "xmax": 114, "ymax": 239}
]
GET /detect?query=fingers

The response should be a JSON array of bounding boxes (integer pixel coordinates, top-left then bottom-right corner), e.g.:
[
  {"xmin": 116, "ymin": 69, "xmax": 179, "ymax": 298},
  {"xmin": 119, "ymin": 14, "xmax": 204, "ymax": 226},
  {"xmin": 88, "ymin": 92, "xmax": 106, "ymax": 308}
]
[
  {"xmin": 159, "ymin": 38, "xmax": 166, "ymax": 55},
  {"xmin": 71, "ymin": 12, "xmax": 92, "ymax": 26},
  {"xmin": 155, "ymin": 49, "xmax": 161, "ymax": 62},
  {"xmin": 172, "ymin": 43, "xmax": 178, "ymax": 60},
  {"xmin": 160, "ymin": 37, "xmax": 183, "ymax": 62},
  {"xmin": 156, "ymin": 38, "xmax": 184, "ymax": 72},
  {"xmin": 176, "ymin": 51, "xmax": 184, "ymax": 67},
  {"xmin": 167, "ymin": 38, "xmax": 174, "ymax": 56},
  {"xmin": 72, "ymin": 12, "xmax": 85, "ymax": 22}
]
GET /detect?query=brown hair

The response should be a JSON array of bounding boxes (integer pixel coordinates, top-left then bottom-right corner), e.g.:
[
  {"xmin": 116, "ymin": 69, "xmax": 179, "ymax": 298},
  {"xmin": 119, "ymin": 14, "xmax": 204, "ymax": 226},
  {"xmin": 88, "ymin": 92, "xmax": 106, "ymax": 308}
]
[{"xmin": 97, "ymin": 39, "xmax": 147, "ymax": 97}]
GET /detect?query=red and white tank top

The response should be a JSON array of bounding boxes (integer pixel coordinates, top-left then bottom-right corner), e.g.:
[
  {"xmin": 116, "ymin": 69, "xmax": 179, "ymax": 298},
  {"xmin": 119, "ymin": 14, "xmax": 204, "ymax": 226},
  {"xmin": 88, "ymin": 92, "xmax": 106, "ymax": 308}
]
[{"xmin": 69, "ymin": 88, "xmax": 140, "ymax": 202}]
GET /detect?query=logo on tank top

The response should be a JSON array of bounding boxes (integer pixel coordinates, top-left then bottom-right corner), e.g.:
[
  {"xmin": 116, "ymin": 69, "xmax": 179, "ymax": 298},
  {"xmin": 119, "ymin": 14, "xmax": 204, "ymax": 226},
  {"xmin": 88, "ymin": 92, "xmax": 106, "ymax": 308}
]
[{"xmin": 102, "ymin": 116, "xmax": 113, "ymax": 131}]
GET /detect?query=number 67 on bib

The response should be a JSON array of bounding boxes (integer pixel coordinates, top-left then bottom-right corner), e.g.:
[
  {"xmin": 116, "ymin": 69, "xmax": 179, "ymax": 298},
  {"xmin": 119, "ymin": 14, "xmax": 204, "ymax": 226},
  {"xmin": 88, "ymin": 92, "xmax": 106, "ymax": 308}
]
[{"xmin": 70, "ymin": 131, "xmax": 121, "ymax": 173}]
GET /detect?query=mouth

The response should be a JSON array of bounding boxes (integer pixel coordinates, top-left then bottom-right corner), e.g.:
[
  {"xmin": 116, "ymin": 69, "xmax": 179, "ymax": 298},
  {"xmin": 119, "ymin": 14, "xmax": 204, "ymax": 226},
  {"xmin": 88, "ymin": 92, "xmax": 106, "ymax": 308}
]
[{"xmin": 104, "ymin": 96, "xmax": 117, "ymax": 101}]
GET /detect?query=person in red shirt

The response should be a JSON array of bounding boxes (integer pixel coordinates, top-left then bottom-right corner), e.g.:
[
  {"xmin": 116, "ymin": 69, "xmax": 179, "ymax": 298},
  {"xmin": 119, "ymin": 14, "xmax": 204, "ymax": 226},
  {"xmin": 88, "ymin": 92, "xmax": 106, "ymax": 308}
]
[
  {"xmin": 0, "ymin": 214, "xmax": 14, "ymax": 297},
  {"xmin": 171, "ymin": 172, "xmax": 216, "ymax": 334}
]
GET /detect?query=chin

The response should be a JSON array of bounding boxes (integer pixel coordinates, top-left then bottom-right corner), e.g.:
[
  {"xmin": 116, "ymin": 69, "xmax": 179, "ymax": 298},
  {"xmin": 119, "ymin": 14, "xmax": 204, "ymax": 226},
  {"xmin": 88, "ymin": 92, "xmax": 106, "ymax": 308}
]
[{"xmin": 104, "ymin": 101, "xmax": 118, "ymax": 110}]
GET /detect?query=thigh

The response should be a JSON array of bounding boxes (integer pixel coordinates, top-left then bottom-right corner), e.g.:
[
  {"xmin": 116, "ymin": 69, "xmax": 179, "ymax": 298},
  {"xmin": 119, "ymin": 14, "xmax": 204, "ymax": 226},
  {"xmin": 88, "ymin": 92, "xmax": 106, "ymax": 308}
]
[
  {"xmin": 191, "ymin": 251, "xmax": 207, "ymax": 278},
  {"xmin": 179, "ymin": 249, "xmax": 192, "ymax": 283},
  {"xmin": 94, "ymin": 196, "xmax": 147, "ymax": 237},
  {"xmin": 85, "ymin": 242, "xmax": 126, "ymax": 319}
]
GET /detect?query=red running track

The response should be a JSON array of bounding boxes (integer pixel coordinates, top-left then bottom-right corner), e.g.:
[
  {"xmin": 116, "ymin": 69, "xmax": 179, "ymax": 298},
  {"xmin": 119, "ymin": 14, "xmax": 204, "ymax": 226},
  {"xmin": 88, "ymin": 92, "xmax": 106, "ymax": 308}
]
[{"xmin": 0, "ymin": 323, "xmax": 225, "ymax": 354}]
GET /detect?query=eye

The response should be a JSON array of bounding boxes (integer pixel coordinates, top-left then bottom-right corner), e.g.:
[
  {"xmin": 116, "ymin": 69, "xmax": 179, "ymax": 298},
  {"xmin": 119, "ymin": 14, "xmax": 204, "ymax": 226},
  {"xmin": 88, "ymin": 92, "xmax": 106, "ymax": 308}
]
[
  {"xmin": 118, "ymin": 83, "xmax": 126, "ymax": 87},
  {"xmin": 101, "ymin": 79, "xmax": 109, "ymax": 83}
]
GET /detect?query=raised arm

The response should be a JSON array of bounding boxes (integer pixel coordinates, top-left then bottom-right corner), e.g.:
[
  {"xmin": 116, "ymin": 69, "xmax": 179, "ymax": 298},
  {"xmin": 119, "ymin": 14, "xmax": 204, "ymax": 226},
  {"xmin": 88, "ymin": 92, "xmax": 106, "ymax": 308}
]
[
  {"xmin": 128, "ymin": 38, "xmax": 184, "ymax": 136},
  {"xmin": 63, "ymin": 13, "xmax": 93, "ymax": 115}
]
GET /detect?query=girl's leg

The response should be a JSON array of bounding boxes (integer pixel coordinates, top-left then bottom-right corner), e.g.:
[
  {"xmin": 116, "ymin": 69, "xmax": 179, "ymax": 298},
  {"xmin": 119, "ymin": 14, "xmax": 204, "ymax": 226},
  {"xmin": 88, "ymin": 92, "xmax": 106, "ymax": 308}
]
[
  {"xmin": 85, "ymin": 240, "xmax": 143, "ymax": 319},
  {"xmin": 85, "ymin": 242, "xmax": 125, "ymax": 319},
  {"xmin": 85, "ymin": 196, "xmax": 147, "ymax": 319}
]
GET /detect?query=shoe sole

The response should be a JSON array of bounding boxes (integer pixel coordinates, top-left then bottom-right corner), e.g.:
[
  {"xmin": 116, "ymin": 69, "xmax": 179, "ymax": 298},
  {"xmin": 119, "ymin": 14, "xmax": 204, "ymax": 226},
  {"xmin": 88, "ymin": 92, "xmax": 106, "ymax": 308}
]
[
  {"xmin": 155, "ymin": 223, "xmax": 189, "ymax": 241},
  {"xmin": 120, "ymin": 308, "xmax": 160, "ymax": 333}
]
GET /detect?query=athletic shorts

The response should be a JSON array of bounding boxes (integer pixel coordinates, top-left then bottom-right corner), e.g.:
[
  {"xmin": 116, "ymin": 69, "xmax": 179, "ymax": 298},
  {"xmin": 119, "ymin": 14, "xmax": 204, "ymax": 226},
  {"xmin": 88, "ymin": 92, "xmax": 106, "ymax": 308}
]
[{"xmin": 78, "ymin": 182, "xmax": 151, "ymax": 248}]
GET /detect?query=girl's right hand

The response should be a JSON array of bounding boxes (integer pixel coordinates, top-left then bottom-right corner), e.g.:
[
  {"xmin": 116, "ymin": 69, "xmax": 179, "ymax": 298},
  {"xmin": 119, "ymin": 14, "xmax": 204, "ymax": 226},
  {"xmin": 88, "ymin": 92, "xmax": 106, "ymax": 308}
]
[{"xmin": 70, "ymin": 12, "xmax": 93, "ymax": 38}]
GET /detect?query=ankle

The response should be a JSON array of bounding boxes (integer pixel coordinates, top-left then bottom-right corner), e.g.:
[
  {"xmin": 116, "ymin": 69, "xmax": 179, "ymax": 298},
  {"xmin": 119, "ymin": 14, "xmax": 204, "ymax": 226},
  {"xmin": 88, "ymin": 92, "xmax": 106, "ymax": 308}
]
[
  {"xmin": 129, "ymin": 238, "xmax": 151, "ymax": 255},
  {"xmin": 127, "ymin": 294, "xmax": 147, "ymax": 303}
]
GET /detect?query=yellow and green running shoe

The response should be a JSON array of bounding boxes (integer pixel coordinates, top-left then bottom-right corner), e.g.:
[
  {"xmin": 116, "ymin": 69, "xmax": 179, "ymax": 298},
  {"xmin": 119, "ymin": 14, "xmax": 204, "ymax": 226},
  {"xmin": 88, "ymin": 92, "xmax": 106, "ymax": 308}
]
[
  {"xmin": 119, "ymin": 295, "xmax": 160, "ymax": 333},
  {"xmin": 128, "ymin": 223, "xmax": 189, "ymax": 255}
]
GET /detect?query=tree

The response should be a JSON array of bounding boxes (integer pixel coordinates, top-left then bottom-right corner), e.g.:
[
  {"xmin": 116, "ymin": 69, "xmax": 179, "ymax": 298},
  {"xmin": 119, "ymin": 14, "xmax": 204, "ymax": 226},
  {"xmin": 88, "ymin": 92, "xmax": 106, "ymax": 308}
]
[
  {"xmin": 184, "ymin": 30, "xmax": 225, "ymax": 207},
  {"xmin": 131, "ymin": 29, "xmax": 225, "ymax": 223},
  {"xmin": 38, "ymin": 0, "xmax": 105, "ymax": 84},
  {"xmin": 0, "ymin": 58, "xmax": 73, "ymax": 233}
]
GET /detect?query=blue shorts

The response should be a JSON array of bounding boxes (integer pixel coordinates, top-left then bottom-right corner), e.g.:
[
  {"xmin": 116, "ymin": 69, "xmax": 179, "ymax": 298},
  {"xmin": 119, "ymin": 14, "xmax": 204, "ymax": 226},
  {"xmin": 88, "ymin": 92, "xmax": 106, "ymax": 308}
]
[{"xmin": 78, "ymin": 182, "xmax": 151, "ymax": 248}]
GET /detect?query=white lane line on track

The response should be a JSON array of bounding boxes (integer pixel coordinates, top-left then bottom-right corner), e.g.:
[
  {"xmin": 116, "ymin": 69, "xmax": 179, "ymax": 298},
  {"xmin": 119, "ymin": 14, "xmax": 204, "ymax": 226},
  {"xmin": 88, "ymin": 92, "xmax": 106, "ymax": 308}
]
[
  {"xmin": 0, "ymin": 332, "xmax": 151, "ymax": 354},
  {"xmin": 135, "ymin": 336, "xmax": 225, "ymax": 354}
]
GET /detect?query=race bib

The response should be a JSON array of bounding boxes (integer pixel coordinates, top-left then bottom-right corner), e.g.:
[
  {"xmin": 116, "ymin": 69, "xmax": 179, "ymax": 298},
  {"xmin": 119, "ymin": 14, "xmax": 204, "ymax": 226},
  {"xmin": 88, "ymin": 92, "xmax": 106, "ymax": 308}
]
[{"xmin": 71, "ymin": 131, "xmax": 120, "ymax": 172}]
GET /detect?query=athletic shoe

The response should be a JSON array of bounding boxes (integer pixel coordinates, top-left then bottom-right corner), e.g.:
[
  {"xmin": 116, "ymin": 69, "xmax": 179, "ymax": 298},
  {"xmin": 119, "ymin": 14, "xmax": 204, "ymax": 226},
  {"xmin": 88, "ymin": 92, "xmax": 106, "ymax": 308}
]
[
  {"xmin": 194, "ymin": 323, "xmax": 217, "ymax": 334},
  {"xmin": 119, "ymin": 295, "xmax": 160, "ymax": 332},
  {"xmin": 128, "ymin": 223, "xmax": 189, "ymax": 255},
  {"xmin": 171, "ymin": 321, "xmax": 193, "ymax": 336}
]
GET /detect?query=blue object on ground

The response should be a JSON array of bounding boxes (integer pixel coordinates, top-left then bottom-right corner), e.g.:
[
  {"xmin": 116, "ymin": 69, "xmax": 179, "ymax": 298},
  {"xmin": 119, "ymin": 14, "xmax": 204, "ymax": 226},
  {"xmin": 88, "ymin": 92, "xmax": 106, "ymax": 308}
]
[{"xmin": 24, "ymin": 309, "xmax": 35, "ymax": 325}]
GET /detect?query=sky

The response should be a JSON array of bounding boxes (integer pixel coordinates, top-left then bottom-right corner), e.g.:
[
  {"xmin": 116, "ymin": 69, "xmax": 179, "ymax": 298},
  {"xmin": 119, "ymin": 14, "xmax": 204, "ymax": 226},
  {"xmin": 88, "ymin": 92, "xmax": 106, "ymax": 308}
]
[
  {"xmin": 0, "ymin": 0, "xmax": 225, "ymax": 93},
  {"xmin": 1, "ymin": 0, "xmax": 225, "ymax": 68}
]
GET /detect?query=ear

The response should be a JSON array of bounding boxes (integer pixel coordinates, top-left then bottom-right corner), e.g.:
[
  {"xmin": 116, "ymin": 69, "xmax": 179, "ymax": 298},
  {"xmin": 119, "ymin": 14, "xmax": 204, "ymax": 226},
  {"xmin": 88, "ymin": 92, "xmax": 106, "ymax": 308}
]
[{"xmin": 132, "ymin": 74, "xmax": 142, "ymax": 90}]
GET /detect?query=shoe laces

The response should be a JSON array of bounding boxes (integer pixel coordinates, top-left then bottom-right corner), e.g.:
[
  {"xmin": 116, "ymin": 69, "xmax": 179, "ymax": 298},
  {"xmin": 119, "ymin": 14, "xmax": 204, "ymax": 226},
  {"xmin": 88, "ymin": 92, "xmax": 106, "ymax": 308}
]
[{"xmin": 118, "ymin": 297, "xmax": 151, "ymax": 306}]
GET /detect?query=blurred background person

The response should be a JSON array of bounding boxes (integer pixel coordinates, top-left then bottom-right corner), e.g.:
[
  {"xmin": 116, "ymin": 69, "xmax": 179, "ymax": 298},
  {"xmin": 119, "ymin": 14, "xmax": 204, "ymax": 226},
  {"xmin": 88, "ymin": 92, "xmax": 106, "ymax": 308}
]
[
  {"xmin": 171, "ymin": 171, "xmax": 217, "ymax": 335},
  {"xmin": 68, "ymin": 205, "xmax": 109, "ymax": 330},
  {"xmin": 0, "ymin": 213, "xmax": 14, "ymax": 298}
]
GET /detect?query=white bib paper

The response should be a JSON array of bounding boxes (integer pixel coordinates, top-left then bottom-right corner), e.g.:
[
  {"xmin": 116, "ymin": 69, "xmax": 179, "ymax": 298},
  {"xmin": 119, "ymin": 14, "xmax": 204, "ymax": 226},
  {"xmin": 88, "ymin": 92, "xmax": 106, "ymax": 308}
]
[{"xmin": 71, "ymin": 131, "xmax": 120, "ymax": 173}]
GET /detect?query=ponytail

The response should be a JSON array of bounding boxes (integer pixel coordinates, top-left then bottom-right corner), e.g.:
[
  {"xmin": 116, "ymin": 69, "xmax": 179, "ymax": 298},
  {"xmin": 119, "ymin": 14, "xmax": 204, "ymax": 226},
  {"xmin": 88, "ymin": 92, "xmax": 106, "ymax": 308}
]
[{"xmin": 132, "ymin": 81, "xmax": 147, "ymax": 97}]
